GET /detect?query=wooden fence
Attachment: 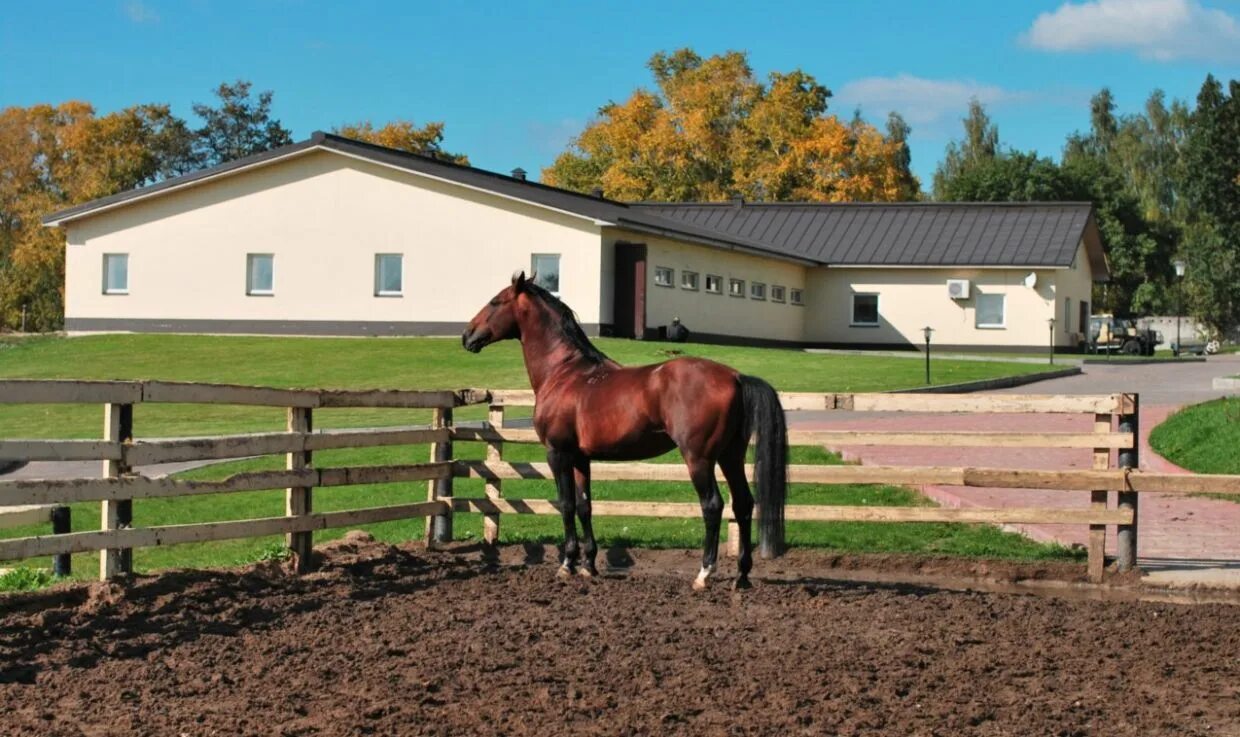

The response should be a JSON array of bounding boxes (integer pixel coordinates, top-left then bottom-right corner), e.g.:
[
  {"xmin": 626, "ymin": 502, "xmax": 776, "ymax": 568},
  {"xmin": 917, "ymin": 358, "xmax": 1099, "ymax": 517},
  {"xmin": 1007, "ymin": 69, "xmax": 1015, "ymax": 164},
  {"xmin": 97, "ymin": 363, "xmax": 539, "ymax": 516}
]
[{"xmin": 2, "ymin": 380, "xmax": 1239, "ymax": 583}]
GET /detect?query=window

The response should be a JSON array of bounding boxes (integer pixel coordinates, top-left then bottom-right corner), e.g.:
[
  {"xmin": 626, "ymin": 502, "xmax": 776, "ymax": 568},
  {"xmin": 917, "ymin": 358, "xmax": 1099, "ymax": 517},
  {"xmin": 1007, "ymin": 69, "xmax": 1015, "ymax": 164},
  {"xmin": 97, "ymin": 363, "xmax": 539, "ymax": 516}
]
[
  {"xmin": 705, "ymin": 274, "xmax": 722, "ymax": 294},
  {"xmin": 976, "ymin": 293, "xmax": 1006, "ymax": 328},
  {"xmin": 750, "ymin": 282, "xmax": 766, "ymax": 300},
  {"xmin": 375, "ymin": 254, "xmax": 403, "ymax": 296},
  {"xmin": 246, "ymin": 254, "xmax": 274, "ymax": 295},
  {"xmin": 680, "ymin": 270, "xmax": 699, "ymax": 291},
  {"xmin": 531, "ymin": 253, "xmax": 561, "ymax": 293},
  {"xmin": 729, "ymin": 278, "xmax": 745, "ymax": 298},
  {"xmin": 654, "ymin": 266, "xmax": 674, "ymax": 287},
  {"xmin": 789, "ymin": 288, "xmax": 804, "ymax": 306},
  {"xmin": 771, "ymin": 285, "xmax": 786, "ymax": 303},
  {"xmin": 102, "ymin": 254, "xmax": 128, "ymax": 294},
  {"xmin": 851, "ymin": 293, "xmax": 879, "ymax": 326}
]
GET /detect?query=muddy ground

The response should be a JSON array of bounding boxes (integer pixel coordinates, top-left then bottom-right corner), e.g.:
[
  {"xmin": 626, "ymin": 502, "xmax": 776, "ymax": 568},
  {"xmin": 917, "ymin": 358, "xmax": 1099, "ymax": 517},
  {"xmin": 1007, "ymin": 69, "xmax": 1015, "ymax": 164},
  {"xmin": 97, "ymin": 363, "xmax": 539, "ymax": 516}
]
[{"xmin": 1, "ymin": 535, "xmax": 1238, "ymax": 737}]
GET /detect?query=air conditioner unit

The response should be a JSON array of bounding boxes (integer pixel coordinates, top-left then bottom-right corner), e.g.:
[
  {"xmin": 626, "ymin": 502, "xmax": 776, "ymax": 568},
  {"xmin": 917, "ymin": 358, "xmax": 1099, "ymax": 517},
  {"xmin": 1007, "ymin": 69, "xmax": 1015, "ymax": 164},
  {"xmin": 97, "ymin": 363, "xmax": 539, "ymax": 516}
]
[{"xmin": 947, "ymin": 279, "xmax": 970, "ymax": 300}]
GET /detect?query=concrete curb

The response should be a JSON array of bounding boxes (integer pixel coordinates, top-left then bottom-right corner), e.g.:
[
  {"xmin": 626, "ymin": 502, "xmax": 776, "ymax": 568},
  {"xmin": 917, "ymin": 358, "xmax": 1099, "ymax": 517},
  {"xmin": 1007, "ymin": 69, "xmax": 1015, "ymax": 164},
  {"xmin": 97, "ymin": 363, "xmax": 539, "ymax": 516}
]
[
  {"xmin": 890, "ymin": 366, "xmax": 1082, "ymax": 395},
  {"xmin": 1212, "ymin": 377, "xmax": 1240, "ymax": 390},
  {"xmin": 1082, "ymin": 357, "xmax": 1207, "ymax": 365}
]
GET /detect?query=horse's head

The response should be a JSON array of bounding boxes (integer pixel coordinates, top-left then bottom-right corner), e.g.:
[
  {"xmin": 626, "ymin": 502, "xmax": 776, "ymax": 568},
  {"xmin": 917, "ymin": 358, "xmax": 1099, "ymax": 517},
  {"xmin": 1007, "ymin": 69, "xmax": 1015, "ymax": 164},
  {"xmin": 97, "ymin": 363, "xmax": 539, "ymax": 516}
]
[{"xmin": 462, "ymin": 271, "xmax": 534, "ymax": 353}]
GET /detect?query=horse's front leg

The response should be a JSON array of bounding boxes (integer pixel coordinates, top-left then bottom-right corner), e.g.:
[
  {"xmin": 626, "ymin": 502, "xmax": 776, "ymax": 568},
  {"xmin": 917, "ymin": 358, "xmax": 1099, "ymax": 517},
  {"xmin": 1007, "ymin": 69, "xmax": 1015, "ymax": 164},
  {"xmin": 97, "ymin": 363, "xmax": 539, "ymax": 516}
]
[
  {"xmin": 546, "ymin": 447, "xmax": 579, "ymax": 578},
  {"xmin": 685, "ymin": 455, "xmax": 724, "ymax": 591},
  {"xmin": 573, "ymin": 457, "xmax": 599, "ymax": 579}
]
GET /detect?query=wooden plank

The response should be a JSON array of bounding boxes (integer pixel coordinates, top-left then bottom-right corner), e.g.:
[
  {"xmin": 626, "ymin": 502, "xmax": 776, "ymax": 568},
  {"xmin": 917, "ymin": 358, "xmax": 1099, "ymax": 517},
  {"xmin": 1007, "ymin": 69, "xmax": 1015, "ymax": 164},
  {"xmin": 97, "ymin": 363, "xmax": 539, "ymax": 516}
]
[
  {"xmin": 792, "ymin": 430, "xmax": 1135, "ymax": 449},
  {"xmin": 141, "ymin": 380, "xmax": 320, "ymax": 408},
  {"xmin": 483, "ymin": 405, "xmax": 504, "ymax": 545},
  {"xmin": 124, "ymin": 427, "xmax": 448, "ymax": 466},
  {"xmin": 0, "ymin": 380, "xmax": 142, "ymax": 405},
  {"xmin": 0, "ymin": 500, "xmax": 451, "ymax": 560},
  {"xmin": 454, "ymin": 460, "xmax": 969, "ymax": 486},
  {"xmin": 842, "ymin": 393, "xmax": 1124, "ymax": 414},
  {"xmin": 101, "ymin": 402, "xmax": 134, "ymax": 580},
  {"xmin": 454, "ymin": 388, "xmax": 493, "ymax": 407},
  {"xmin": 0, "ymin": 463, "xmax": 453, "ymax": 506},
  {"xmin": 1089, "ymin": 412, "xmax": 1111, "ymax": 583},
  {"xmin": 0, "ymin": 504, "xmax": 54, "ymax": 529},
  {"xmin": 317, "ymin": 389, "xmax": 457, "ymax": 408},
  {"xmin": 0, "ymin": 440, "xmax": 121, "ymax": 462},
  {"xmin": 426, "ymin": 408, "xmax": 453, "ymax": 546},
  {"xmin": 286, "ymin": 407, "xmax": 313, "ymax": 571},
  {"xmin": 488, "ymin": 389, "xmax": 536, "ymax": 406}
]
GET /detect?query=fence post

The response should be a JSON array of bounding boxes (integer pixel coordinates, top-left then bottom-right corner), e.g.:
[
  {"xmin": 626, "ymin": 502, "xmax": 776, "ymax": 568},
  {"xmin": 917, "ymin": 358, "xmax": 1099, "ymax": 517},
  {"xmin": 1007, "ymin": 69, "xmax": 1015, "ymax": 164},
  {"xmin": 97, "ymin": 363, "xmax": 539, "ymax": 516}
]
[
  {"xmin": 51, "ymin": 506, "xmax": 71, "ymax": 577},
  {"xmin": 100, "ymin": 402, "xmax": 134, "ymax": 581},
  {"xmin": 483, "ymin": 404, "xmax": 504, "ymax": 545},
  {"xmin": 1116, "ymin": 393, "xmax": 1139, "ymax": 572},
  {"xmin": 1087, "ymin": 411, "xmax": 1111, "ymax": 583},
  {"xmin": 426, "ymin": 406, "xmax": 453, "ymax": 547},
  {"xmin": 286, "ymin": 407, "xmax": 314, "ymax": 572}
]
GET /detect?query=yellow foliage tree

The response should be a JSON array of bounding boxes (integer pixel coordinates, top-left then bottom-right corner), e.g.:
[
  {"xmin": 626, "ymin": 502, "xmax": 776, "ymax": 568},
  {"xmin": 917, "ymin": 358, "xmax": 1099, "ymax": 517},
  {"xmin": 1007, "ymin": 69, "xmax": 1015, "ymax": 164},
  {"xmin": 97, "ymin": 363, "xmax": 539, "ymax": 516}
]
[
  {"xmin": 543, "ymin": 49, "xmax": 920, "ymax": 202},
  {"xmin": 334, "ymin": 120, "xmax": 469, "ymax": 165}
]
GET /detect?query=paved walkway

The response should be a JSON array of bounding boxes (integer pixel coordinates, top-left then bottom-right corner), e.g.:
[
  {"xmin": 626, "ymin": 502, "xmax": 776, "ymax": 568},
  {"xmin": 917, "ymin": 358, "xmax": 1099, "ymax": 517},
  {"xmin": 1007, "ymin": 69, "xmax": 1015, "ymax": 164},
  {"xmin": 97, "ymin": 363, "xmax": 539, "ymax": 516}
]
[{"xmin": 790, "ymin": 354, "xmax": 1240, "ymax": 584}]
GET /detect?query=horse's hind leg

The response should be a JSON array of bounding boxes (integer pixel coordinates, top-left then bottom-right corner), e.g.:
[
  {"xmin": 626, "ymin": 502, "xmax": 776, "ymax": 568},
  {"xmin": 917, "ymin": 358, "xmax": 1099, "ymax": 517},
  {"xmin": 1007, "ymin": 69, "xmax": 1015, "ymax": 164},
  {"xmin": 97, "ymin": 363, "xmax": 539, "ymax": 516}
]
[
  {"xmin": 573, "ymin": 458, "xmax": 599, "ymax": 579},
  {"xmin": 685, "ymin": 455, "xmax": 724, "ymax": 591},
  {"xmin": 547, "ymin": 447, "xmax": 578, "ymax": 578},
  {"xmin": 719, "ymin": 451, "xmax": 755, "ymax": 590}
]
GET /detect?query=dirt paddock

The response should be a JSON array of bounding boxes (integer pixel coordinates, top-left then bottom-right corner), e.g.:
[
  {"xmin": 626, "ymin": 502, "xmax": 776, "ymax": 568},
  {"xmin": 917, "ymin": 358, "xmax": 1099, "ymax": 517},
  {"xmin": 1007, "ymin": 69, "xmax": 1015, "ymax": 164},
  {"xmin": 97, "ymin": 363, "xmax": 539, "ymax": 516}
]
[{"xmin": 2, "ymin": 535, "xmax": 1238, "ymax": 737}]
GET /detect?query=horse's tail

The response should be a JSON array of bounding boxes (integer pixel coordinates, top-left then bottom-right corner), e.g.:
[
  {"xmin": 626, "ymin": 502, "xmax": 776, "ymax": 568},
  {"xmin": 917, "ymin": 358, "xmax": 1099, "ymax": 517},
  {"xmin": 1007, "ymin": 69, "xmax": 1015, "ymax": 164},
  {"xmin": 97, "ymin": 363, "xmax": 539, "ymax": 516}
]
[{"xmin": 739, "ymin": 374, "xmax": 787, "ymax": 559}]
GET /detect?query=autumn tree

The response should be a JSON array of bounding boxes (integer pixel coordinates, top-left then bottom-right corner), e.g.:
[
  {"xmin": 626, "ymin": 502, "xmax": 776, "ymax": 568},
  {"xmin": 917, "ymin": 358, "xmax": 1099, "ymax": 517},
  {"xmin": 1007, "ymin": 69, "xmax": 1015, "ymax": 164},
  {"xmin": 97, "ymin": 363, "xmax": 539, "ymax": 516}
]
[
  {"xmin": 333, "ymin": 120, "xmax": 468, "ymax": 164},
  {"xmin": 192, "ymin": 80, "xmax": 292, "ymax": 167},
  {"xmin": 543, "ymin": 49, "xmax": 918, "ymax": 202}
]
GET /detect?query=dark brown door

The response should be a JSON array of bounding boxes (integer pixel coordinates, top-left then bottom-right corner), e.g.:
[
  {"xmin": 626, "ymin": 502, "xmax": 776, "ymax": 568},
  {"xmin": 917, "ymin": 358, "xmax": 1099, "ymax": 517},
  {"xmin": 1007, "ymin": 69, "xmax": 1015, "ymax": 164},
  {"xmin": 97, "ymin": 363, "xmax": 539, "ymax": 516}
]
[{"xmin": 613, "ymin": 243, "xmax": 647, "ymax": 339}]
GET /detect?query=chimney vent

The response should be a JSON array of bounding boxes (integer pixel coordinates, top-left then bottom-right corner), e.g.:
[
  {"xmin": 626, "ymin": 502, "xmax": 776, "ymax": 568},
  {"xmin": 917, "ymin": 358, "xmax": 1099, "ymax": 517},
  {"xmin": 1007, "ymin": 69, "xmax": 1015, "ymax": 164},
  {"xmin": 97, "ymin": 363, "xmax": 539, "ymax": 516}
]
[
  {"xmin": 511, "ymin": 167, "xmax": 527, "ymax": 181},
  {"xmin": 730, "ymin": 194, "xmax": 745, "ymax": 208},
  {"xmin": 591, "ymin": 187, "xmax": 604, "ymax": 198}
]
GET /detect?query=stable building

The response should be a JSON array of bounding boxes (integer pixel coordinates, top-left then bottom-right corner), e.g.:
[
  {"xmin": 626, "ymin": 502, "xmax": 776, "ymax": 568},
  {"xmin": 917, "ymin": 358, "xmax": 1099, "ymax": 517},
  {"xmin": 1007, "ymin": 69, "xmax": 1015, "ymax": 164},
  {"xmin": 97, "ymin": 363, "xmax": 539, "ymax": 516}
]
[{"xmin": 45, "ymin": 132, "xmax": 1108, "ymax": 350}]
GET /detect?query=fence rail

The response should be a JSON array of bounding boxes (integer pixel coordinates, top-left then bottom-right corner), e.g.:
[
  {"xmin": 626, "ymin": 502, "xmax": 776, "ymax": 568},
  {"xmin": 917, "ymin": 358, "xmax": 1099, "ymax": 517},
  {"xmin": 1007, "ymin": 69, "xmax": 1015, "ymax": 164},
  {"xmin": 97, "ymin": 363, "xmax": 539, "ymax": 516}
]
[{"xmin": 1, "ymin": 380, "xmax": 1238, "ymax": 583}]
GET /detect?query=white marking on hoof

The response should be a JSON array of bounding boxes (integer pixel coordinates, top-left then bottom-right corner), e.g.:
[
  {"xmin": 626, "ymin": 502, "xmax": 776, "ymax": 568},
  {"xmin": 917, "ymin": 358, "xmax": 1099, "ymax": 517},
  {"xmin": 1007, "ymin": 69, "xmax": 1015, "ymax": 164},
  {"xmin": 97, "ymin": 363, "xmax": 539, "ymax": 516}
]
[
  {"xmin": 692, "ymin": 566, "xmax": 713, "ymax": 591},
  {"xmin": 557, "ymin": 564, "xmax": 573, "ymax": 580}
]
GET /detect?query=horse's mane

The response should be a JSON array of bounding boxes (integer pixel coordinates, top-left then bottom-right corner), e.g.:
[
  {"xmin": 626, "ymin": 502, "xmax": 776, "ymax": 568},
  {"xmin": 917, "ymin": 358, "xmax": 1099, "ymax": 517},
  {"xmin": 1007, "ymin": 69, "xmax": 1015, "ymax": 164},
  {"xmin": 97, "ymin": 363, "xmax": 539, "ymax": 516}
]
[{"xmin": 524, "ymin": 282, "xmax": 612, "ymax": 365}]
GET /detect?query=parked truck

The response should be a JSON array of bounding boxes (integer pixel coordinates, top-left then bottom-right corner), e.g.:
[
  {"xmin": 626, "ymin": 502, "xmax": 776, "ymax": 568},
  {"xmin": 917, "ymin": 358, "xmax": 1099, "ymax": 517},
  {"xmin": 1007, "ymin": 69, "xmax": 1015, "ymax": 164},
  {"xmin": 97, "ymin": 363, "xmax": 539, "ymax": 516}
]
[{"xmin": 1087, "ymin": 314, "xmax": 1163, "ymax": 356}]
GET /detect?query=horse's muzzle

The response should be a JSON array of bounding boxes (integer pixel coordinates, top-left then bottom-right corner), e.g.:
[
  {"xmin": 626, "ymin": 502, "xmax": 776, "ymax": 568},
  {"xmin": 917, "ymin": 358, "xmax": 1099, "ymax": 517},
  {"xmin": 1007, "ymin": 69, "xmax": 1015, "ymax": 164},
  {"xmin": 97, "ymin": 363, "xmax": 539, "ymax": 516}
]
[{"xmin": 461, "ymin": 328, "xmax": 488, "ymax": 353}]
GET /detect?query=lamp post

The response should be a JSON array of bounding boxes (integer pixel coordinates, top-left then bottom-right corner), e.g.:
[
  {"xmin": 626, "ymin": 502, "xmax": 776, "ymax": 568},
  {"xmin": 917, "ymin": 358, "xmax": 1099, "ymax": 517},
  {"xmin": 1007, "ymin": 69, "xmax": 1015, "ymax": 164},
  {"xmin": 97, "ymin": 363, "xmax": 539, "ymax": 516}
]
[
  {"xmin": 922, "ymin": 326, "xmax": 934, "ymax": 385},
  {"xmin": 1173, "ymin": 258, "xmax": 1186, "ymax": 357},
  {"xmin": 1048, "ymin": 317, "xmax": 1056, "ymax": 365}
]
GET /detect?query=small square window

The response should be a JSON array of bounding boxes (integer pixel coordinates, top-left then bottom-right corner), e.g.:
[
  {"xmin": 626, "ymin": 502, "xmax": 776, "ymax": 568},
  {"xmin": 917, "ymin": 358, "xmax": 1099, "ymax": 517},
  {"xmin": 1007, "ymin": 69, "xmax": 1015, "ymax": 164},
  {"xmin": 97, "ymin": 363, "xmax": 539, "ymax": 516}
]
[
  {"xmin": 704, "ymin": 274, "xmax": 722, "ymax": 294},
  {"xmin": 654, "ymin": 266, "xmax": 674, "ymax": 287},
  {"xmin": 375, "ymin": 254, "xmax": 403, "ymax": 296},
  {"xmin": 771, "ymin": 285, "xmax": 786, "ymax": 303},
  {"xmin": 789, "ymin": 289, "xmax": 804, "ymax": 306},
  {"xmin": 680, "ymin": 271, "xmax": 699, "ymax": 291},
  {"xmin": 750, "ymin": 282, "xmax": 766, "ymax": 300},
  {"xmin": 246, "ymin": 254, "xmax": 274, "ymax": 295},
  {"xmin": 851, "ymin": 293, "xmax": 879, "ymax": 326},
  {"xmin": 532, "ymin": 253, "xmax": 561, "ymax": 293},
  {"xmin": 102, "ymin": 254, "xmax": 128, "ymax": 294},
  {"xmin": 729, "ymin": 278, "xmax": 745, "ymax": 298},
  {"xmin": 976, "ymin": 293, "xmax": 1006, "ymax": 328}
]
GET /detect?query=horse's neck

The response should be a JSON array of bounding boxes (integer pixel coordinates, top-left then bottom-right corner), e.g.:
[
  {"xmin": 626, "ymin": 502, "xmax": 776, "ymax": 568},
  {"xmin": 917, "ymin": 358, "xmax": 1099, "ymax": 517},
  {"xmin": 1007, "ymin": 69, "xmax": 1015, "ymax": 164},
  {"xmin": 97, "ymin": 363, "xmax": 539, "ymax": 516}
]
[{"xmin": 519, "ymin": 302, "xmax": 603, "ymax": 394}]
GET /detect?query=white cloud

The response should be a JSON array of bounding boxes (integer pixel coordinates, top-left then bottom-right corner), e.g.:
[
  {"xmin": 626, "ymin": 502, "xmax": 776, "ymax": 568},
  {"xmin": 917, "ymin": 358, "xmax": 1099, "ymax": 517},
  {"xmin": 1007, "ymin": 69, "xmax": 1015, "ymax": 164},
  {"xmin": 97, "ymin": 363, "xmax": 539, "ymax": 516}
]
[
  {"xmin": 1022, "ymin": 0, "xmax": 1240, "ymax": 62},
  {"xmin": 834, "ymin": 75, "xmax": 1029, "ymax": 127},
  {"xmin": 123, "ymin": 1, "xmax": 159, "ymax": 23}
]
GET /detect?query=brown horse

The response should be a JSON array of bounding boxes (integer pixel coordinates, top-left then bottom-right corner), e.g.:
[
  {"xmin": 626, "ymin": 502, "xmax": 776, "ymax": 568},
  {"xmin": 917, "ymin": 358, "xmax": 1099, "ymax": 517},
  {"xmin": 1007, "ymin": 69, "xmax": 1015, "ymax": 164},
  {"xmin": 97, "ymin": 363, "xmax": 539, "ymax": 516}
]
[{"xmin": 462, "ymin": 272, "xmax": 787, "ymax": 590}]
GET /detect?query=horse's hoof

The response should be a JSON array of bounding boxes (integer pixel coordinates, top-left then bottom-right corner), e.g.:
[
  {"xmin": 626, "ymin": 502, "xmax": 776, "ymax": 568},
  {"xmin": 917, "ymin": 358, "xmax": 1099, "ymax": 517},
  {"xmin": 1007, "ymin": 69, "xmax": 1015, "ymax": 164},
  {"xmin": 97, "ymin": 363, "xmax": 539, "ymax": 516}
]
[
  {"xmin": 556, "ymin": 565, "xmax": 574, "ymax": 580},
  {"xmin": 733, "ymin": 576, "xmax": 752, "ymax": 591},
  {"xmin": 692, "ymin": 576, "xmax": 709, "ymax": 592},
  {"xmin": 579, "ymin": 566, "xmax": 600, "ymax": 582}
]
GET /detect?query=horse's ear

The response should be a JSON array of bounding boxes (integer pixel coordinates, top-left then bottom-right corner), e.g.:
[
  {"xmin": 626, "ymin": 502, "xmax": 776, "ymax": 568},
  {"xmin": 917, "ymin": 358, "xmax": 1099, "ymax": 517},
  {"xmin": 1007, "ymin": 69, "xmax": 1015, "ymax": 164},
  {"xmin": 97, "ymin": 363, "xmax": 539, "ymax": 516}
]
[{"xmin": 511, "ymin": 270, "xmax": 527, "ymax": 291}]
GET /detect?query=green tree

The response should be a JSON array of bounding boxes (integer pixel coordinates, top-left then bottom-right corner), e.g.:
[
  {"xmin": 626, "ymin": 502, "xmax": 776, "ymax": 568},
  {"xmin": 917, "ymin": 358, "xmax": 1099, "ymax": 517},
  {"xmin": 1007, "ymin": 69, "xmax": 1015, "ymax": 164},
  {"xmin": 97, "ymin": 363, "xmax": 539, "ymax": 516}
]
[
  {"xmin": 885, "ymin": 111, "xmax": 920, "ymax": 200},
  {"xmin": 931, "ymin": 99, "xmax": 999, "ymax": 198},
  {"xmin": 192, "ymin": 80, "xmax": 292, "ymax": 167}
]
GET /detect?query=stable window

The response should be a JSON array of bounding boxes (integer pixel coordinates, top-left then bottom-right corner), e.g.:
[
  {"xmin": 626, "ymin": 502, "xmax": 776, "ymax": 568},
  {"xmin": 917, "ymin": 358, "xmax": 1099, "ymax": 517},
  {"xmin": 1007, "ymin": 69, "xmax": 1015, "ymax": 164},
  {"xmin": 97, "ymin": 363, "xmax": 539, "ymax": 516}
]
[
  {"xmin": 770, "ymin": 285, "xmax": 786, "ymax": 303},
  {"xmin": 750, "ymin": 282, "xmax": 766, "ymax": 300},
  {"xmin": 102, "ymin": 254, "xmax": 128, "ymax": 294},
  {"xmin": 789, "ymin": 288, "xmax": 804, "ymax": 306},
  {"xmin": 851, "ymin": 293, "xmax": 879, "ymax": 326},
  {"xmin": 531, "ymin": 253, "xmax": 561, "ymax": 294},
  {"xmin": 705, "ymin": 274, "xmax": 722, "ymax": 294},
  {"xmin": 375, "ymin": 254, "xmax": 403, "ymax": 296},
  {"xmin": 654, "ymin": 266, "xmax": 674, "ymax": 287},
  {"xmin": 246, "ymin": 254, "xmax": 274, "ymax": 296},
  {"xmin": 729, "ymin": 278, "xmax": 745, "ymax": 298},
  {"xmin": 976, "ymin": 293, "xmax": 1006, "ymax": 328},
  {"xmin": 680, "ymin": 270, "xmax": 699, "ymax": 291}
]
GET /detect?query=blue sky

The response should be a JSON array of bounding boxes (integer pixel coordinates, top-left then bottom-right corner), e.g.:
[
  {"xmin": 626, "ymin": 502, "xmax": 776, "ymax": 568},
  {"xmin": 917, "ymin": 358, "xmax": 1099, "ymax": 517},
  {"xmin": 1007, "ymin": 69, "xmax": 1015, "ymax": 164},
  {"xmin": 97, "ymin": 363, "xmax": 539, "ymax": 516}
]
[{"xmin": 2, "ymin": 0, "xmax": 1237, "ymax": 191}]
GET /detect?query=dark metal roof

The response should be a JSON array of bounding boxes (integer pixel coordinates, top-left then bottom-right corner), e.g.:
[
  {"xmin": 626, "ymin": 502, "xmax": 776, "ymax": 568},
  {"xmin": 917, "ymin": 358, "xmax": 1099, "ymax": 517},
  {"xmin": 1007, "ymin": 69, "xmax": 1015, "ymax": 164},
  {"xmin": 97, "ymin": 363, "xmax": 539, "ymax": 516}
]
[
  {"xmin": 631, "ymin": 202, "xmax": 1099, "ymax": 269},
  {"xmin": 43, "ymin": 133, "xmax": 1106, "ymax": 278}
]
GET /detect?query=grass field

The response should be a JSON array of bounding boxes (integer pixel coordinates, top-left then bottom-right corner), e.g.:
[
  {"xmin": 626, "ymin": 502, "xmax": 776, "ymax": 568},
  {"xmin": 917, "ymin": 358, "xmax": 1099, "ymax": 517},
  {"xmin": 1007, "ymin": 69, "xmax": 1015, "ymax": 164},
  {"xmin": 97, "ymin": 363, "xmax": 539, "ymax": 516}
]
[
  {"xmin": 0, "ymin": 334, "xmax": 1079, "ymax": 588},
  {"xmin": 1149, "ymin": 397, "xmax": 1240, "ymax": 480}
]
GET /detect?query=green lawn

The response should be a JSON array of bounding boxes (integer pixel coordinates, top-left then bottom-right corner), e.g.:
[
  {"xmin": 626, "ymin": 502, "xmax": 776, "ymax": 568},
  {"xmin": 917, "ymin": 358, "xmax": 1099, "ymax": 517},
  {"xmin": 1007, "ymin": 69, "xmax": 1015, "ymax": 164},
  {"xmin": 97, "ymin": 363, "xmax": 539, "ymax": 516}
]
[
  {"xmin": 1149, "ymin": 397, "xmax": 1240, "ymax": 478},
  {"xmin": 0, "ymin": 334, "xmax": 1079, "ymax": 588}
]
